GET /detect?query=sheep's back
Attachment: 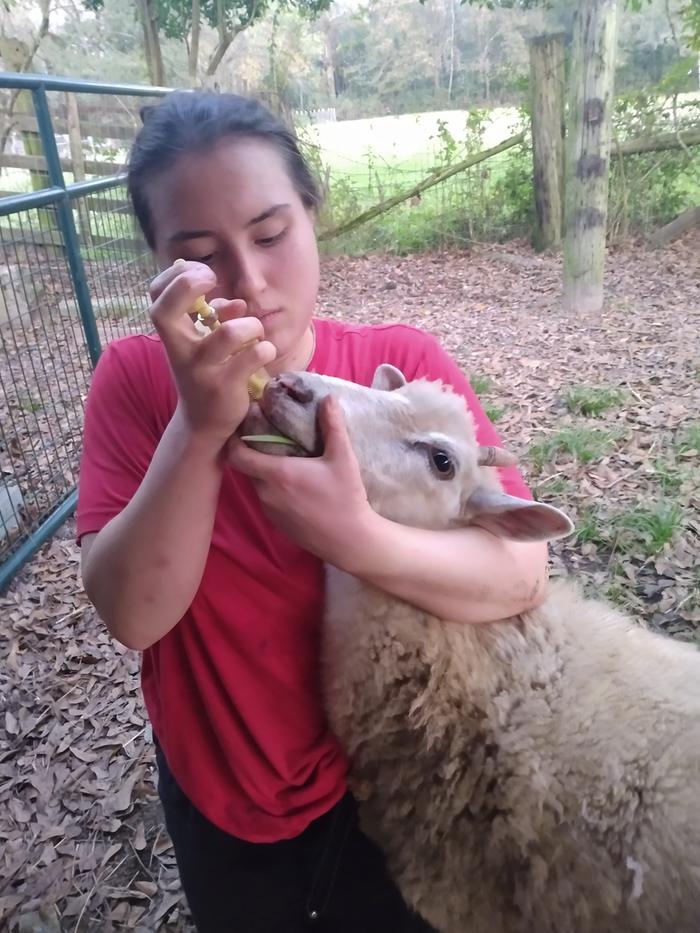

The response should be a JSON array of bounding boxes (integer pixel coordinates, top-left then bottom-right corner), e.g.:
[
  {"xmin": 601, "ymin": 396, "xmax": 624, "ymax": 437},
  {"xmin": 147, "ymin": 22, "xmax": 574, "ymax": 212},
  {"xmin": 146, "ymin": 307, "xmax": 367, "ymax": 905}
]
[{"xmin": 321, "ymin": 572, "xmax": 700, "ymax": 932}]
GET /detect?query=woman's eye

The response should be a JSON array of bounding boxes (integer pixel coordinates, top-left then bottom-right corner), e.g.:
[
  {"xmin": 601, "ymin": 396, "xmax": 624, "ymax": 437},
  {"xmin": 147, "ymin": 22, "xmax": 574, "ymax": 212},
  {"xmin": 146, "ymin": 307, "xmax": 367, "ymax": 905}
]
[
  {"xmin": 256, "ymin": 229, "xmax": 287, "ymax": 247},
  {"xmin": 431, "ymin": 449, "xmax": 455, "ymax": 479},
  {"xmin": 183, "ymin": 254, "xmax": 215, "ymax": 264}
]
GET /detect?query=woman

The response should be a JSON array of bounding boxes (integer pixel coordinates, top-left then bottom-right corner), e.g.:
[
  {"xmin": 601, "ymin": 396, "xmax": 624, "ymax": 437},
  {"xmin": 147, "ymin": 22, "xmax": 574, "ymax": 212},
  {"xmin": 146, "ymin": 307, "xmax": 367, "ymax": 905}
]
[{"xmin": 78, "ymin": 91, "xmax": 548, "ymax": 932}]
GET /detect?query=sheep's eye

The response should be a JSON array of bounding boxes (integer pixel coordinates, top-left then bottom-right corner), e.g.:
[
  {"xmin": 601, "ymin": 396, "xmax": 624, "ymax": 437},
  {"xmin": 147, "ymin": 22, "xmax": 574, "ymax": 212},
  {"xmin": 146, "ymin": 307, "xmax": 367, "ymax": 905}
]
[{"xmin": 431, "ymin": 449, "xmax": 455, "ymax": 480}]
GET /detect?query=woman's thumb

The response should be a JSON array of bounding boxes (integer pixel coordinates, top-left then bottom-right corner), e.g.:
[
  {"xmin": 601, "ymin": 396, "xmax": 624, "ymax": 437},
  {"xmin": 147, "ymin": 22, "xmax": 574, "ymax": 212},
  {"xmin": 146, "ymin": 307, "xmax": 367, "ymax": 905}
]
[{"xmin": 318, "ymin": 395, "xmax": 352, "ymax": 459}]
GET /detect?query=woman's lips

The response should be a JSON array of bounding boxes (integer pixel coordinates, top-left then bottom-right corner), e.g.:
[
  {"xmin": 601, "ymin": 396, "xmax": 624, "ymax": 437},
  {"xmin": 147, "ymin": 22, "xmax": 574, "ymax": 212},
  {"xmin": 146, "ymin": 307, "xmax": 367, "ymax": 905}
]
[{"xmin": 259, "ymin": 308, "xmax": 282, "ymax": 323}]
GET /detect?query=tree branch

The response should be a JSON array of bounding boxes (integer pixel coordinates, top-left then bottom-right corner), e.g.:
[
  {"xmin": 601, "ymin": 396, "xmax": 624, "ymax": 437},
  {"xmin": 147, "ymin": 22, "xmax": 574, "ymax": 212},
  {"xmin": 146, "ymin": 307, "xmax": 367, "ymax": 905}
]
[{"xmin": 205, "ymin": 0, "xmax": 261, "ymax": 76}]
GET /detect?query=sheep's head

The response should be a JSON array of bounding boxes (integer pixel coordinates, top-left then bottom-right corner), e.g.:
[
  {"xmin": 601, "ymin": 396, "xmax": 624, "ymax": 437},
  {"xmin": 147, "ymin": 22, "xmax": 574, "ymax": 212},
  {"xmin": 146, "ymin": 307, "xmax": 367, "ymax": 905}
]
[{"xmin": 239, "ymin": 366, "xmax": 573, "ymax": 542}]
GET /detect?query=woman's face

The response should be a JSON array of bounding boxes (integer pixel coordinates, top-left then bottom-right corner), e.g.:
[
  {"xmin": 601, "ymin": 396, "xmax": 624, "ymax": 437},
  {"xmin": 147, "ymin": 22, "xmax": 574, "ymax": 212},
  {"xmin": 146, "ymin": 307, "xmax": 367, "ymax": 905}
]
[{"xmin": 147, "ymin": 136, "xmax": 320, "ymax": 367}]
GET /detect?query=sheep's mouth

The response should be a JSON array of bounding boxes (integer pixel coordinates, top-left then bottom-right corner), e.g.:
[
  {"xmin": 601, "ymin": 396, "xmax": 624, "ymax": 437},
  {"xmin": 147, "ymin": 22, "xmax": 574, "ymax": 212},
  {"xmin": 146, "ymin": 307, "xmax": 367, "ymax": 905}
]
[
  {"xmin": 239, "ymin": 393, "xmax": 322, "ymax": 457},
  {"xmin": 261, "ymin": 405, "xmax": 322, "ymax": 457}
]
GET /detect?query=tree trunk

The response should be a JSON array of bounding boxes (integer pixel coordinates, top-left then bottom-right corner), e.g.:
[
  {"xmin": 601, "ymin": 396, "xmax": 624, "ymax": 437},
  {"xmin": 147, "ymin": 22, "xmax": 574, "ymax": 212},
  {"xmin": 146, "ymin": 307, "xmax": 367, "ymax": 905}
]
[
  {"xmin": 137, "ymin": 0, "xmax": 165, "ymax": 86},
  {"xmin": 529, "ymin": 34, "xmax": 566, "ymax": 251},
  {"xmin": 0, "ymin": 0, "xmax": 52, "ymax": 173},
  {"xmin": 0, "ymin": 27, "xmax": 54, "ymax": 230},
  {"xmin": 563, "ymin": 0, "xmax": 619, "ymax": 316},
  {"xmin": 323, "ymin": 16, "xmax": 337, "ymax": 102},
  {"xmin": 189, "ymin": 0, "xmax": 201, "ymax": 85},
  {"xmin": 447, "ymin": 0, "xmax": 456, "ymax": 104},
  {"xmin": 205, "ymin": 0, "xmax": 234, "ymax": 76}
]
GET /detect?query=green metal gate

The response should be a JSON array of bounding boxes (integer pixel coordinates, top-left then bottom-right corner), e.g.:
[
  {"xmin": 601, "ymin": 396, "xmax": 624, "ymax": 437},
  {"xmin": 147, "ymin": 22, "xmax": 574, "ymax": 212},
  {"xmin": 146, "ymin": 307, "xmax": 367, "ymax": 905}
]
[{"xmin": 0, "ymin": 72, "xmax": 170, "ymax": 590}]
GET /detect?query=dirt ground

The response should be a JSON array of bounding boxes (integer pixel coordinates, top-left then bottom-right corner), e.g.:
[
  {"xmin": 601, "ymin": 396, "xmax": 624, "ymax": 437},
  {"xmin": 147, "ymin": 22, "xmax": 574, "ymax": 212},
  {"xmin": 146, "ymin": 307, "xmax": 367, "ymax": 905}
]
[{"xmin": 1, "ymin": 234, "xmax": 698, "ymax": 931}]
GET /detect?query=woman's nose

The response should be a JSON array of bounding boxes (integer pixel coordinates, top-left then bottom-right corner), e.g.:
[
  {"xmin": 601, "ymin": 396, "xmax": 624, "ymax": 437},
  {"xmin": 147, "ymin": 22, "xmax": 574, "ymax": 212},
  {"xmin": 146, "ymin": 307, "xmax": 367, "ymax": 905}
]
[{"xmin": 226, "ymin": 251, "xmax": 267, "ymax": 302}]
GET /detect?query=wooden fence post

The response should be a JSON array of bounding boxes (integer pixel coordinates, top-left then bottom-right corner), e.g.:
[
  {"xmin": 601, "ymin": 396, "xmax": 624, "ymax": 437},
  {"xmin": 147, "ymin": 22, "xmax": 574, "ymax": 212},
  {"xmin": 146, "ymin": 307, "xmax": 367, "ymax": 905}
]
[
  {"xmin": 65, "ymin": 92, "xmax": 93, "ymax": 247},
  {"xmin": 529, "ymin": 33, "xmax": 566, "ymax": 252},
  {"xmin": 563, "ymin": 0, "xmax": 619, "ymax": 316}
]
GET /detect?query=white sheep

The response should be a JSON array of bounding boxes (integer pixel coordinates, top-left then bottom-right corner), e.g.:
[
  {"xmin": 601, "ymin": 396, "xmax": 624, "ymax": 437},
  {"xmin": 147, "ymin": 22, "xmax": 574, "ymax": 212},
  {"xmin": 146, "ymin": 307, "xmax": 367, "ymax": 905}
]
[{"xmin": 241, "ymin": 366, "xmax": 700, "ymax": 933}]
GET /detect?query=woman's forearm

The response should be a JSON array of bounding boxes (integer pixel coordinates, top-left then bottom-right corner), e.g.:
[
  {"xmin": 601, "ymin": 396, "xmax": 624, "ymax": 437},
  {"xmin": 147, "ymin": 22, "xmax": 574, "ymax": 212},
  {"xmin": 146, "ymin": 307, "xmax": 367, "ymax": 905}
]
[
  {"xmin": 341, "ymin": 513, "xmax": 549, "ymax": 624},
  {"xmin": 82, "ymin": 406, "xmax": 225, "ymax": 650}
]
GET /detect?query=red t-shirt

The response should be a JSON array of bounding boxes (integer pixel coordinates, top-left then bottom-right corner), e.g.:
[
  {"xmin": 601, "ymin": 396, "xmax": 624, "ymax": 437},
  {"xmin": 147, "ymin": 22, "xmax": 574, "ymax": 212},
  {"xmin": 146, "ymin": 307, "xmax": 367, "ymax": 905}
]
[{"xmin": 77, "ymin": 318, "xmax": 530, "ymax": 842}]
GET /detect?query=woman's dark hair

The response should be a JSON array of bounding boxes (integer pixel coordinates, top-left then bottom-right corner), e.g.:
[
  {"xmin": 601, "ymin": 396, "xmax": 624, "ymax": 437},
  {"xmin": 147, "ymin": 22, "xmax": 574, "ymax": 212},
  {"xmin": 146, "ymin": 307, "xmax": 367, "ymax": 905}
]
[{"xmin": 127, "ymin": 92, "xmax": 322, "ymax": 249}]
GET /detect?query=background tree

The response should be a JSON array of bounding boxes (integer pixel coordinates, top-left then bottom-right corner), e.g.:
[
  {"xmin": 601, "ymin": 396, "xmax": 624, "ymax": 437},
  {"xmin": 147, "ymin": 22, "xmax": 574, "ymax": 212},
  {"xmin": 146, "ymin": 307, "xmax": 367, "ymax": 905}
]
[{"xmin": 82, "ymin": 0, "xmax": 332, "ymax": 86}]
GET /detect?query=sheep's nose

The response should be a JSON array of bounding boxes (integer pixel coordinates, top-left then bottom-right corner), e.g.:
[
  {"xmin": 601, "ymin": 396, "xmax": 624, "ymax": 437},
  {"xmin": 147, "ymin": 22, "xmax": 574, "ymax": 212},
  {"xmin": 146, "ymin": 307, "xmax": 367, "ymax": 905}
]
[{"xmin": 276, "ymin": 373, "xmax": 315, "ymax": 405}]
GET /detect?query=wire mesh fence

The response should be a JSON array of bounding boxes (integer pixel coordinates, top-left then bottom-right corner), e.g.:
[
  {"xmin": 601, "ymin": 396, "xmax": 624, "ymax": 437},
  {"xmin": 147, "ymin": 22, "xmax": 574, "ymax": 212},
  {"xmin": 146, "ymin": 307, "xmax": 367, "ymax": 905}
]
[
  {"xmin": 307, "ymin": 92, "xmax": 699, "ymax": 255},
  {"xmin": 320, "ymin": 144, "xmax": 533, "ymax": 254},
  {"xmin": 0, "ymin": 77, "xmax": 164, "ymax": 586},
  {"xmin": 303, "ymin": 109, "xmax": 535, "ymax": 254}
]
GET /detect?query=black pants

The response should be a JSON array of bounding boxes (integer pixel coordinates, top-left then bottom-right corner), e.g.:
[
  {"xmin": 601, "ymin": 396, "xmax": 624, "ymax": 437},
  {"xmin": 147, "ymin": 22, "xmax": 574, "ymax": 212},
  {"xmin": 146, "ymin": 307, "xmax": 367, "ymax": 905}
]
[{"xmin": 155, "ymin": 741, "xmax": 437, "ymax": 933}]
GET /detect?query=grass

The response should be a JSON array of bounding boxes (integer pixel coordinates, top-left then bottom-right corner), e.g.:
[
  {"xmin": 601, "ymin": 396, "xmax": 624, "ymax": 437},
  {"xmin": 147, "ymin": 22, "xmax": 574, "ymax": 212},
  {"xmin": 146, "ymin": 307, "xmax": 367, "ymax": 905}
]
[
  {"xmin": 653, "ymin": 459, "xmax": 684, "ymax": 495},
  {"xmin": 470, "ymin": 374, "xmax": 494, "ymax": 395},
  {"xmin": 613, "ymin": 502, "xmax": 684, "ymax": 557},
  {"xmin": 533, "ymin": 475, "xmax": 570, "ymax": 499},
  {"xmin": 484, "ymin": 404, "xmax": 504, "ymax": 423},
  {"xmin": 18, "ymin": 395, "xmax": 42, "ymax": 414},
  {"xmin": 529, "ymin": 426, "xmax": 620, "ymax": 471},
  {"xmin": 308, "ymin": 107, "xmax": 525, "ymax": 168},
  {"xmin": 574, "ymin": 506, "xmax": 606, "ymax": 547},
  {"xmin": 605, "ymin": 576, "xmax": 639, "ymax": 613},
  {"xmin": 677, "ymin": 424, "xmax": 700, "ymax": 454},
  {"xmin": 564, "ymin": 386, "xmax": 625, "ymax": 417}
]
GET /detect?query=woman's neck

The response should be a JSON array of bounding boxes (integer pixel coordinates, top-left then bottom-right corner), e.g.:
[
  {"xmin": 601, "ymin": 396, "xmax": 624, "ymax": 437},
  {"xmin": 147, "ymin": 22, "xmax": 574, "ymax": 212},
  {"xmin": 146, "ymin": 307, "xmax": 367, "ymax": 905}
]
[{"xmin": 267, "ymin": 324, "xmax": 316, "ymax": 376}]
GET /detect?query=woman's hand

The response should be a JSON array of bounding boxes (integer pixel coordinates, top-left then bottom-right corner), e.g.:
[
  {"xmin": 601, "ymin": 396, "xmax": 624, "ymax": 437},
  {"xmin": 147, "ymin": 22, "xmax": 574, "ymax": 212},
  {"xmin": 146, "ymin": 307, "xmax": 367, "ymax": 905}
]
[
  {"xmin": 149, "ymin": 261, "xmax": 277, "ymax": 446},
  {"xmin": 228, "ymin": 396, "xmax": 378, "ymax": 567},
  {"xmin": 230, "ymin": 393, "xmax": 548, "ymax": 624}
]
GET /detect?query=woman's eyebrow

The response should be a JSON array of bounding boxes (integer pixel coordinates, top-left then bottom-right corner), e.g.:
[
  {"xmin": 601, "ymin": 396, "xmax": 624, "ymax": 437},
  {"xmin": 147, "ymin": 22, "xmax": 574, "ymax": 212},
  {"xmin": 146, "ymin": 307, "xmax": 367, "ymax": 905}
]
[
  {"xmin": 169, "ymin": 229, "xmax": 213, "ymax": 242},
  {"xmin": 245, "ymin": 203, "xmax": 291, "ymax": 227},
  {"xmin": 168, "ymin": 204, "xmax": 291, "ymax": 242}
]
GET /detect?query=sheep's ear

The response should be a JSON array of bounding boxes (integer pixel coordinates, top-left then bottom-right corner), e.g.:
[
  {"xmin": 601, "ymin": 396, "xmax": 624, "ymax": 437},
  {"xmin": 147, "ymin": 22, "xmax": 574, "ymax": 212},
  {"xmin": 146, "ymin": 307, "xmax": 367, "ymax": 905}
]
[
  {"xmin": 371, "ymin": 364, "xmax": 407, "ymax": 392},
  {"xmin": 463, "ymin": 487, "xmax": 574, "ymax": 542}
]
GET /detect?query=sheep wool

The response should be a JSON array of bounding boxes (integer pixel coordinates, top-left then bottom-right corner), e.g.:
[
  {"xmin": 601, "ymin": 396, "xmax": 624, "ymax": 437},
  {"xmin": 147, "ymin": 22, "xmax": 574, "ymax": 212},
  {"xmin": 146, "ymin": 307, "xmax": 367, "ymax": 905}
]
[{"xmin": 242, "ymin": 366, "xmax": 700, "ymax": 933}]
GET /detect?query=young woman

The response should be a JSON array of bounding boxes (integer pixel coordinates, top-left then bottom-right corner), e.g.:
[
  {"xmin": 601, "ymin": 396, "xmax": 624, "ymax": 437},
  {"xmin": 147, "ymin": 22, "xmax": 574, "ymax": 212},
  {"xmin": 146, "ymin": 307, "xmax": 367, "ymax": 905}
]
[{"xmin": 78, "ymin": 91, "xmax": 548, "ymax": 932}]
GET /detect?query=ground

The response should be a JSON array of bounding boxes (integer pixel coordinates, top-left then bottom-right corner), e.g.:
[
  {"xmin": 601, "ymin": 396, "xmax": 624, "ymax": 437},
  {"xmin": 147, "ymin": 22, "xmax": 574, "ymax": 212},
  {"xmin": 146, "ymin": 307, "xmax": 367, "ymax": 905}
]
[{"xmin": 1, "ymin": 234, "xmax": 698, "ymax": 931}]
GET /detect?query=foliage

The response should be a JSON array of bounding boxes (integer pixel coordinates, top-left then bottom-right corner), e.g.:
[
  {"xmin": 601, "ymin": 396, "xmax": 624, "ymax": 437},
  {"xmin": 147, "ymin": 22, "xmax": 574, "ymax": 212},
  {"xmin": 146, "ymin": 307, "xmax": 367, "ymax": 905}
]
[
  {"xmin": 27, "ymin": 0, "xmax": 697, "ymax": 112},
  {"xmin": 608, "ymin": 73, "xmax": 700, "ymax": 238},
  {"xmin": 82, "ymin": 0, "xmax": 330, "ymax": 82},
  {"xmin": 681, "ymin": 0, "xmax": 700, "ymax": 49}
]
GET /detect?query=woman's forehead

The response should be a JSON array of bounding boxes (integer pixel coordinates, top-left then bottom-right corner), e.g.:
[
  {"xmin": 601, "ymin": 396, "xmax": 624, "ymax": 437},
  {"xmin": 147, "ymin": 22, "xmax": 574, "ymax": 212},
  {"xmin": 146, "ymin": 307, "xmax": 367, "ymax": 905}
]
[{"xmin": 147, "ymin": 138, "xmax": 299, "ymax": 231}]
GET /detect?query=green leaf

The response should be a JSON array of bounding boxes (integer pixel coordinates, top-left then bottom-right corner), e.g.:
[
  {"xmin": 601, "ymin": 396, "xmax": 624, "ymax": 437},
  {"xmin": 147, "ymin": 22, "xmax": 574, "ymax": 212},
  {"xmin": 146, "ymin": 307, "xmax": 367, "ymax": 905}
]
[{"xmin": 240, "ymin": 434, "xmax": 298, "ymax": 445}]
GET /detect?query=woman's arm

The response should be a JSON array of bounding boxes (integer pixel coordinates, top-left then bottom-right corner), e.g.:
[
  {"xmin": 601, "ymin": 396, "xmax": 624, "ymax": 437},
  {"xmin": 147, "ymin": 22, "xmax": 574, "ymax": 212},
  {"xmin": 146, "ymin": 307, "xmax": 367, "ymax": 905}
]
[
  {"xmin": 81, "ymin": 261, "xmax": 276, "ymax": 651},
  {"xmin": 340, "ymin": 512, "xmax": 548, "ymax": 623},
  {"xmin": 229, "ymin": 397, "xmax": 548, "ymax": 624},
  {"xmin": 82, "ymin": 407, "xmax": 225, "ymax": 650}
]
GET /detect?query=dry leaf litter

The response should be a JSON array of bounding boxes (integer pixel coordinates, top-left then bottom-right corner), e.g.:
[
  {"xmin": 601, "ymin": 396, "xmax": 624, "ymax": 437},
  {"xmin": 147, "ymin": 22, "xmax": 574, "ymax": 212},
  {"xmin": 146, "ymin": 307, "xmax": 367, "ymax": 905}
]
[{"xmin": 1, "ymin": 234, "xmax": 698, "ymax": 931}]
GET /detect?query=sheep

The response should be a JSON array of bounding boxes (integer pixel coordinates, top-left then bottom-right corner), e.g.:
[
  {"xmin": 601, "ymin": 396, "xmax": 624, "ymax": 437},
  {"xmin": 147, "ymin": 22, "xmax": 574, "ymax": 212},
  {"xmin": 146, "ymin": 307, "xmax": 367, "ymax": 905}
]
[{"xmin": 240, "ymin": 366, "xmax": 700, "ymax": 933}]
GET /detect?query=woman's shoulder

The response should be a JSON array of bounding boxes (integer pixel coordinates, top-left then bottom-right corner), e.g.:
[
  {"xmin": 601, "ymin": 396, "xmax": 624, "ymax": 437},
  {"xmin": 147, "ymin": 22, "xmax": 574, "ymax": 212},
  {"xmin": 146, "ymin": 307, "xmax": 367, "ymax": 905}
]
[
  {"xmin": 98, "ymin": 333, "xmax": 166, "ymax": 367},
  {"xmin": 92, "ymin": 333, "xmax": 170, "ymax": 388},
  {"xmin": 87, "ymin": 333, "xmax": 176, "ymax": 421}
]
